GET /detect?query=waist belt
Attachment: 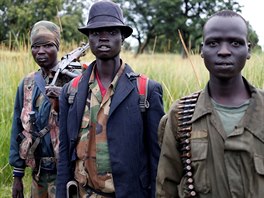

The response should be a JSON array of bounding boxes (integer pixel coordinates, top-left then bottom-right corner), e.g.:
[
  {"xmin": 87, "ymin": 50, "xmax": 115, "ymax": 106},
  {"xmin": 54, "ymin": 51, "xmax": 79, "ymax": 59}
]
[
  {"xmin": 34, "ymin": 157, "xmax": 57, "ymax": 179},
  {"xmin": 83, "ymin": 185, "xmax": 115, "ymax": 198}
]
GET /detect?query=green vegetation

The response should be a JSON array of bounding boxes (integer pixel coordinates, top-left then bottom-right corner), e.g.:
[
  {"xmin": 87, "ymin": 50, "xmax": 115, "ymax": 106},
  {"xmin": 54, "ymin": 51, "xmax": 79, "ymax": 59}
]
[
  {"xmin": 116, "ymin": 0, "xmax": 245, "ymax": 54},
  {"xmin": 1, "ymin": 0, "xmax": 260, "ymax": 54},
  {"xmin": 1, "ymin": 47, "xmax": 264, "ymax": 197}
]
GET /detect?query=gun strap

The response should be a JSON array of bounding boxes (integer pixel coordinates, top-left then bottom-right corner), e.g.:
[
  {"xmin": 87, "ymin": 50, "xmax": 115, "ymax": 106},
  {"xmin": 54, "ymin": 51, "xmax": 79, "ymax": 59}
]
[
  {"xmin": 27, "ymin": 127, "xmax": 50, "ymax": 160},
  {"xmin": 177, "ymin": 91, "xmax": 200, "ymax": 197},
  {"xmin": 67, "ymin": 75, "xmax": 82, "ymax": 104}
]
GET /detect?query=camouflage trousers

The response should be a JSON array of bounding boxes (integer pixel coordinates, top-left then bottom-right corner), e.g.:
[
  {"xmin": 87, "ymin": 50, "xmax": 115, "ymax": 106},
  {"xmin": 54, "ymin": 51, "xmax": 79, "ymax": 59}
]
[
  {"xmin": 79, "ymin": 185, "xmax": 115, "ymax": 198},
  {"xmin": 31, "ymin": 172, "xmax": 56, "ymax": 198}
]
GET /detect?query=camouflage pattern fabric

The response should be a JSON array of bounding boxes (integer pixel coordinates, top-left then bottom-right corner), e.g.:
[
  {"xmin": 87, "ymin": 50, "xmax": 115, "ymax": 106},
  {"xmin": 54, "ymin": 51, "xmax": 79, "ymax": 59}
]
[
  {"xmin": 30, "ymin": 20, "xmax": 60, "ymax": 49},
  {"xmin": 19, "ymin": 72, "xmax": 36, "ymax": 168},
  {"xmin": 78, "ymin": 184, "xmax": 112, "ymax": 198},
  {"xmin": 75, "ymin": 63, "xmax": 125, "ymax": 194},
  {"xmin": 49, "ymin": 109, "xmax": 59, "ymax": 159},
  {"xmin": 19, "ymin": 71, "xmax": 60, "ymax": 168},
  {"xmin": 32, "ymin": 172, "xmax": 56, "ymax": 198}
]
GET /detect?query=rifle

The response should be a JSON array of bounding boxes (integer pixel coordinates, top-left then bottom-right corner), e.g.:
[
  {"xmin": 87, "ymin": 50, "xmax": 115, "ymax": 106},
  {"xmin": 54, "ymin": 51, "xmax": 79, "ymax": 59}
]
[
  {"xmin": 50, "ymin": 42, "xmax": 89, "ymax": 86},
  {"xmin": 46, "ymin": 43, "xmax": 89, "ymax": 98}
]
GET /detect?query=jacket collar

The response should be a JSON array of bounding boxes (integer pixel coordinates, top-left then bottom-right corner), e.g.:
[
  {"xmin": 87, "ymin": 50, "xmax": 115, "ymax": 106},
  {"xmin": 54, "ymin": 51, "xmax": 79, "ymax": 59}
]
[
  {"xmin": 192, "ymin": 78, "xmax": 264, "ymax": 142},
  {"xmin": 75, "ymin": 61, "xmax": 136, "ymax": 120}
]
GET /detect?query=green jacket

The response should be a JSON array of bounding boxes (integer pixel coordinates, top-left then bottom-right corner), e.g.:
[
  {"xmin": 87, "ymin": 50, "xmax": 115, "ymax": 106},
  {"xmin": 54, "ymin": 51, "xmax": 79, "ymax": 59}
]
[{"xmin": 156, "ymin": 79, "xmax": 264, "ymax": 198}]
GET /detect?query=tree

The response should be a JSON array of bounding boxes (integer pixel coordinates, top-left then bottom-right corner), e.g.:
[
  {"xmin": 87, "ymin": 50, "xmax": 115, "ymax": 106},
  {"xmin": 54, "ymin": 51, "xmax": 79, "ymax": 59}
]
[
  {"xmin": 0, "ymin": 0, "xmax": 62, "ymax": 49},
  {"xmin": 59, "ymin": 0, "xmax": 91, "ymax": 45},
  {"xmin": 0, "ymin": 0, "xmax": 90, "ymax": 49},
  {"xmin": 248, "ymin": 24, "xmax": 260, "ymax": 52},
  {"xmin": 115, "ymin": 0, "xmax": 259, "ymax": 55},
  {"xmin": 0, "ymin": 0, "xmax": 259, "ymax": 53}
]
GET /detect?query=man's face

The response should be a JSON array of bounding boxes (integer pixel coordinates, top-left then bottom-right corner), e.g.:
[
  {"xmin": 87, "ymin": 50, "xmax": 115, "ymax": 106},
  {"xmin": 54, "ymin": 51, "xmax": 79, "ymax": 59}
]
[
  {"xmin": 201, "ymin": 16, "xmax": 250, "ymax": 80},
  {"xmin": 31, "ymin": 43, "xmax": 58, "ymax": 69},
  {"xmin": 88, "ymin": 27, "xmax": 123, "ymax": 60}
]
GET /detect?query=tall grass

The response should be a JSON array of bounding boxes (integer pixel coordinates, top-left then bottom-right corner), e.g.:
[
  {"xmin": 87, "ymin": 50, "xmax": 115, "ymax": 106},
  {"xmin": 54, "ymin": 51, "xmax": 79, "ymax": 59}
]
[
  {"xmin": 1, "ymin": 46, "xmax": 264, "ymax": 197},
  {"xmin": 0, "ymin": 49, "xmax": 36, "ymax": 197}
]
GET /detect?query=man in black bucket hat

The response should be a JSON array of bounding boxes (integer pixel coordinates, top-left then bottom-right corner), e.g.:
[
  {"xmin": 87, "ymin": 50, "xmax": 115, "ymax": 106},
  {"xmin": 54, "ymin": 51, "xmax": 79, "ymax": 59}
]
[
  {"xmin": 56, "ymin": 0, "xmax": 164, "ymax": 197},
  {"xmin": 78, "ymin": 0, "xmax": 133, "ymax": 38}
]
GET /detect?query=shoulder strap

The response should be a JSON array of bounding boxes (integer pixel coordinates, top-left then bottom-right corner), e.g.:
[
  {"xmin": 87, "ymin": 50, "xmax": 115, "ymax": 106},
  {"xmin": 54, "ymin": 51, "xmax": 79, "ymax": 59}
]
[
  {"xmin": 23, "ymin": 72, "xmax": 35, "ymax": 107},
  {"xmin": 126, "ymin": 71, "xmax": 150, "ymax": 113},
  {"xmin": 22, "ymin": 72, "xmax": 35, "ymax": 131},
  {"xmin": 67, "ymin": 62, "xmax": 90, "ymax": 104},
  {"xmin": 67, "ymin": 75, "xmax": 82, "ymax": 104},
  {"xmin": 136, "ymin": 74, "xmax": 150, "ymax": 112},
  {"xmin": 68, "ymin": 72, "xmax": 150, "ymax": 113},
  {"xmin": 176, "ymin": 91, "xmax": 200, "ymax": 197}
]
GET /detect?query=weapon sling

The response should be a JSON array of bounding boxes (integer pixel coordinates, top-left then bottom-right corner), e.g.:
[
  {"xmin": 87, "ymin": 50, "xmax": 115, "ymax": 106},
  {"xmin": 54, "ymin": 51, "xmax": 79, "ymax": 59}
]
[{"xmin": 177, "ymin": 91, "xmax": 200, "ymax": 197}]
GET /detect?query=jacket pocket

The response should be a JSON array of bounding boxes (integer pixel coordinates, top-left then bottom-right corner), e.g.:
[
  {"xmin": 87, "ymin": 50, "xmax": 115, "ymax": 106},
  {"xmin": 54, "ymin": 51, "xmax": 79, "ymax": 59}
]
[
  {"xmin": 190, "ymin": 132, "xmax": 210, "ymax": 194},
  {"xmin": 178, "ymin": 134, "xmax": 210, "ymax": 197},
  {"xmin": 254, "ymin": 154, "xmax": 264, "ymax": 175},
  {"xmin": 253, "ymin": 154, "xmax": 264, "ymax": 196}
]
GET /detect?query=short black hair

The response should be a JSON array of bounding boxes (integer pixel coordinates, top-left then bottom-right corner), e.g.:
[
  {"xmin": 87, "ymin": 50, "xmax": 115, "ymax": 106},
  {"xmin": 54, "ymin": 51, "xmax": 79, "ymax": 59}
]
[{"xmin": 204, "ymin": 10, "xmax": 248, "ymax": 33}]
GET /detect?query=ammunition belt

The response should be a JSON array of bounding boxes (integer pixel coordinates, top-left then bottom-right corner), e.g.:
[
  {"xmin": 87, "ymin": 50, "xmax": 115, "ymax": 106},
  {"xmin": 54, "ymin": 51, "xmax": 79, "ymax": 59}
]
[{"xmin": 177, "ymin": 91, "xmax": 200, "ymax": 197}]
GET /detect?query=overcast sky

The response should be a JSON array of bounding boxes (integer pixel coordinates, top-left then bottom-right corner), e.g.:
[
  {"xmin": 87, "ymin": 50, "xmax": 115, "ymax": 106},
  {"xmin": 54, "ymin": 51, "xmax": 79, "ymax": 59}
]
[{"xmin": 239, "ymin": 0, "xmax": 264, "ymax": 48}]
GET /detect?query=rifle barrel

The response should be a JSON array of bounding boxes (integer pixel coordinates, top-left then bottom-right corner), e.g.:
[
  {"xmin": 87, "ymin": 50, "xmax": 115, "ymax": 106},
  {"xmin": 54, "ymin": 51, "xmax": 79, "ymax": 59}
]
[{"xmin": 49, "ymin": 43, "xmax": 89, "ymax": 86}]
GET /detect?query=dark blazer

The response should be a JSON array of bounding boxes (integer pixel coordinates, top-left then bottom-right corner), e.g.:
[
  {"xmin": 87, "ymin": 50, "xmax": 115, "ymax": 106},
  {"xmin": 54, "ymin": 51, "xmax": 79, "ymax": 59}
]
[{"xmin": 56, "ymin": 62, "xmax": 164, "ymax": 198}]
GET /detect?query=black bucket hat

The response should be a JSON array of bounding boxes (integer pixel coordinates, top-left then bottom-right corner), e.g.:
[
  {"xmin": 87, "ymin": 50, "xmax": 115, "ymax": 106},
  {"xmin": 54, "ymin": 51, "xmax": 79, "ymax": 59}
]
[{"xmin": 78, "ymin": 0, "xmax": 133, "ymax": 38}]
